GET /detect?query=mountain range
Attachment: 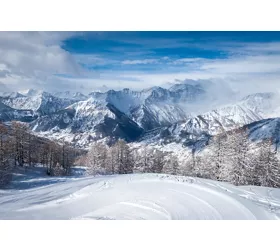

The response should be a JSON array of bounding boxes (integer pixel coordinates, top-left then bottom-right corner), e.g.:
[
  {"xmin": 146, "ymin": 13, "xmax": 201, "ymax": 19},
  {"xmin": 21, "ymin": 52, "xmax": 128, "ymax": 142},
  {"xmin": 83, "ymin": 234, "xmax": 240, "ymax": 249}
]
[{"xmin": 1, "ymin": 81, "xmax": 280, "ymax": 149}]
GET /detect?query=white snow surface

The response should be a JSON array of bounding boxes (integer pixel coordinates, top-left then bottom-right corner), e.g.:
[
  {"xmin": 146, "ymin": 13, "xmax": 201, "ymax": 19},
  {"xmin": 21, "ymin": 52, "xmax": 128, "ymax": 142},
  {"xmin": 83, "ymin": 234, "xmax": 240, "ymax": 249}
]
[{"xmin": 1, "ymin": 169, "xmax": 280, "ymax": 220}]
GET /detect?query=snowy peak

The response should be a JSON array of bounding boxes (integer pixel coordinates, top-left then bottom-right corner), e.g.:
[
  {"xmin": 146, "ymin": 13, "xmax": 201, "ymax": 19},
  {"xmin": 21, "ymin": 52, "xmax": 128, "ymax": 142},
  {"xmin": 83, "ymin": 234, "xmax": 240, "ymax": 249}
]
[
  {"xmin": 3, "ymin": 80, "xmax": 280, "ymax": 149},
  {"xmin": 105, "ymin": 89, "xmax": 143, "ymax": 115},
  {"xmin": 53, "ymin": 91, "xmax": 88, "ymax": 101},
  {"xmin": 241, "ymin": 92, "xmax": 276, "ymax": 109},
  {"xmin": 84, "ymin": 84, "xmax": 205, "ymax": 130},
  {"xmin": 240, "ymin": 92, "xmax": 280, "ymax": 118},
  {"xmin": 141, "ymin": 84, "xmax": 205, "ymax": 104},
  {"xmin": 169, "ymin": 82, "xmax": 202, "ymax": 92},
  {"xmin": 1, "ymin": 91, "xmax": 75, "ymax": 116},
  {"xmin": 144, "ymin": 87, "xmax": 172, "ymax": 104},
  {"xmin": 19, "ymin": 89, "xmax": 43, "ymax": 97},
  {"xmin": 30, "ymin": 95, "xmax": 144, "ymax": 147},
  {"xmin": 141, "ymin": 99, "xmax": 267, "ymax": 147}
]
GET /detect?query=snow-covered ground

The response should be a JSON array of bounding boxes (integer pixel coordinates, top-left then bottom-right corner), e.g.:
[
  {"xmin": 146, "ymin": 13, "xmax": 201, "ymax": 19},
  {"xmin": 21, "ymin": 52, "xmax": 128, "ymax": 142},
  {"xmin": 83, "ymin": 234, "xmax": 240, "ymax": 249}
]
[{"xmin": 1, "ymin": 168, "xmax": 280, "ymax": 220}]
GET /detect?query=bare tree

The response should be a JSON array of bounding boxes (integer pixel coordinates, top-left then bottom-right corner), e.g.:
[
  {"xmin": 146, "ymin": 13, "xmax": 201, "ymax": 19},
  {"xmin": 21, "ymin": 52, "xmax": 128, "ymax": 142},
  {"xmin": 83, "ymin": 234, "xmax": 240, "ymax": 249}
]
[
  {"xmin": 10, "ymin": 121, "xmax": 29, "ymax": 168},
  {"xmin": 163, "ymin": 154, "xmax": 179, "ymax": 175},
  {"xmin": 149, "ymin": 149, "xmax": 166, "ymax": 173},
  {"xmin": 0, "ymin": 123, "xmax": 13, "ymax": 187},
  {"xmin": 222, "ymin": 129, "xmax": 251, "ymax": 185},
  {"xmin": 86, "ymin": 142, "xmax": 108, "ymax": 175},
  {"xmin": 114, "ymin": 140, "xmax": 133, "ymax": 174},
  {"xmin": 253, "ymin": 139, "xmax": 280, "ymax": 187},
  {"xmin": 107, "ymin": 145, "xmax": 118, "ymax": 174}
]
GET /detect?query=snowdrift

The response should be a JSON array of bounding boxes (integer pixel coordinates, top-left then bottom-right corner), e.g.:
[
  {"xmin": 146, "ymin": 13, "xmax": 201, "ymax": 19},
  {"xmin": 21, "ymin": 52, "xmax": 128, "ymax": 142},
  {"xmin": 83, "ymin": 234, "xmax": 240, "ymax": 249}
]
[{"xmin": 1, "ymin": 173, "xmax": 280, "ymax": 220}]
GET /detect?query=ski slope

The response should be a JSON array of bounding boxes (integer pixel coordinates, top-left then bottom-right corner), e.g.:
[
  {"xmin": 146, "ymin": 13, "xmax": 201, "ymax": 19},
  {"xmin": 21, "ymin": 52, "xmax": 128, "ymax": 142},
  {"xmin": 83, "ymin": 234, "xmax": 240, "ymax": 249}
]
[{"xmin": 1, "ymin": 171, "xmax": 280, "ymax": 220}]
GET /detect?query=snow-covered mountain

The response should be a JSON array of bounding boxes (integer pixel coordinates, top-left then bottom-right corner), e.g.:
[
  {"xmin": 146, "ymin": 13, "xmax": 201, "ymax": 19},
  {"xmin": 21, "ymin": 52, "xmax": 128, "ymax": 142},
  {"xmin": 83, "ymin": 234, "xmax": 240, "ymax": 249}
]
[
  {"xmin": 139, "ymin": 91, "xmax": 280, "ymax": 148},
  {"xmin": 52, "ymin": 91, "xmax": 88, "ymax": 101},
  {"xmin": 0, "ymin": 101, "xmax": 36, "ymax": 122},
  {"xmin": 245, "ymin": 118, "xmax": 280, "ymax": 146},
  {"xmin": 26, "ymin": 84, "xmax": 207, "ymax": 146},
  {"xmin": 240, "ymin": 92, "xmax": 278, "ymax": 117},
  {"xmin": 31, "ymin": 98, "xmax": 144, "ymax": 147},
  {"xmin": 18, "ymin": 89, "xmax": 43, "ymax": 97},
  {"xmin": 1, "ymin": 81, "xmax": 280, "ymax": 149},
  {"xmin": 1, "ymin": 91, "xmax": 75, "ymax": 116},
  {"xmin": 96, "ymin": 84, "xmax": 206, "ymax": 129}
]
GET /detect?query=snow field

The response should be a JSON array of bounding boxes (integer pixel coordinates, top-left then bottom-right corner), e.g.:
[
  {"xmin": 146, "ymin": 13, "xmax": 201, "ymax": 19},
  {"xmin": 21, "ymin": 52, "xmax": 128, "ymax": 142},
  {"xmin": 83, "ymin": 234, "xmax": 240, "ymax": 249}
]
[{"xmin": 1, "ymin": 173, "xmax": 280, "ymax": 220}]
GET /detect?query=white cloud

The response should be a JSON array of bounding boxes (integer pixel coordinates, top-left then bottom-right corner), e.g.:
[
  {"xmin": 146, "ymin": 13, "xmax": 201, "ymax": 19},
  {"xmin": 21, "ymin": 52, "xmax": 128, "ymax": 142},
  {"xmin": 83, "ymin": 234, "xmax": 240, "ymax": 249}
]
[
  {"xmin": 1, "ymin": 33, "xmax": 280, "ymax": 97},
  {"xmin": 122, "ymin": 57, "xmax": 202, "ymax": 66},
  {"xmin": 122, "ymin": 59, "xmax": 159, "ymax": 65},
  {"xmin": 171, "ymin": 57, "xmax": 203, "ymax": 65},
  {"xmin": 227, "ymin": 42, "xmax": 280, "ymax": 55},
  {"xmin": 200, "ymin": 55, "xmax": 280, "ymax": 74},
  {"xmin": 73, "ymin": 54, "xmax": 119, "ymax": 67},
  {"xmin": 0, "ymin": 32, "xmax": 85, "ymax": 90}
]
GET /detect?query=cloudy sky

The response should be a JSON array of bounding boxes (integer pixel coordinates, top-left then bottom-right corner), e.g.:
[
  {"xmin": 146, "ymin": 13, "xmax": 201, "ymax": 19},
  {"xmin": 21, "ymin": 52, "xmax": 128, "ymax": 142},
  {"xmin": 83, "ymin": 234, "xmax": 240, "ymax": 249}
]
[{"xmin": 1, "ymin": 31, "xmax": 280, "ymax": 94}]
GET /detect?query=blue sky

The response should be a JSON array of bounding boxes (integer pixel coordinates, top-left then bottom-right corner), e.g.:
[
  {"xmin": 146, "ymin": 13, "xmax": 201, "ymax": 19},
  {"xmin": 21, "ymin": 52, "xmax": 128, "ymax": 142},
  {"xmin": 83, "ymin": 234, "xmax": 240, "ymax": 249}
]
[
  {"xmin": 1, "ymin": 31, "xmax": 280, "ymax": 93},
  {"xmin": 61, "ymin": 31, "xmax": 280, "ymax": 73}
]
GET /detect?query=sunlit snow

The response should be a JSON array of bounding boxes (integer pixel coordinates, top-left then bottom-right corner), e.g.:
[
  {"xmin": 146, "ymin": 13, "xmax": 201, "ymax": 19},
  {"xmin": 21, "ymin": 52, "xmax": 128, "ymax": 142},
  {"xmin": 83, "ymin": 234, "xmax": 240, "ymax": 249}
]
[{"xmin": 1, "ymin": 167, "xmax": 280, "ymax": 220}]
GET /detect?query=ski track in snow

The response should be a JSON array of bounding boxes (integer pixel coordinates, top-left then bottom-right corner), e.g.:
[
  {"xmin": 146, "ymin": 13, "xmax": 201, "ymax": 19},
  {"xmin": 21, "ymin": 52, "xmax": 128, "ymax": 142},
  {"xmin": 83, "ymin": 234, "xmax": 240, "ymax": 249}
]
[{"xmin": 0, "ymin": 173, "xmax": 280, "ymax": 220}]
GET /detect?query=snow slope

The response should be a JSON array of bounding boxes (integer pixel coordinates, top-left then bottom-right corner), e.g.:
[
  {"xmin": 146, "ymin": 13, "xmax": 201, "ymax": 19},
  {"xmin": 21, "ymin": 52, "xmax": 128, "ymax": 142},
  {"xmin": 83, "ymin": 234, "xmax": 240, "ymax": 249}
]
[
  {"xmin": 246, "ymin": 118, "xmax": 280, "ymax": 144},
  {"xmin": 1, "ymin": 172, "xmax": 280, "ymax": 220}
]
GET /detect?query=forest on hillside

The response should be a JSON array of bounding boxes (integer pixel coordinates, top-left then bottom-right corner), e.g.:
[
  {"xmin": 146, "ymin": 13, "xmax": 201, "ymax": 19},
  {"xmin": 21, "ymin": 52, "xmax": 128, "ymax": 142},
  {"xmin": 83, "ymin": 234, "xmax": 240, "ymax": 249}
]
[
  {"xmin": 78, "ymin": 129, "xmax": 280, "ymax": 188},
  {"xmin": 0, "ymin": 122, "xmax": 81, "ymax": 187},
  {"xmin": 1, "ymin": 121, "xmax": 280, "ymax": 189}
]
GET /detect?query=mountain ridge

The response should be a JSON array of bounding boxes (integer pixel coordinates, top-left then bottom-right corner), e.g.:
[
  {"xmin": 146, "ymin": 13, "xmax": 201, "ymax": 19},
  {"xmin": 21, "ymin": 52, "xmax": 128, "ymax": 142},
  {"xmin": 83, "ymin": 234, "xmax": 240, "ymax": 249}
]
[{"xmin": 1, "ymin": 82, "xmax": 280, "ymax": 149}]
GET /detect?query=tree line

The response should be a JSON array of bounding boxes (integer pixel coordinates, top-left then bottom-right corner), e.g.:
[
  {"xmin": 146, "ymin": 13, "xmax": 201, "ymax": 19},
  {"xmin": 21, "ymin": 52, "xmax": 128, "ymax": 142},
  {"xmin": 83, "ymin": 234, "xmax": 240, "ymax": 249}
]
[
  {"xmin": 2, "ymin": 121, "xmax": 280, "ymax": 189},
  {"xmin": 0, "ymin": 121, "xmax": 81, "ymax": 187},
  {"xmin": 76, "ymin": 139, "xmax": 173, "ymax": 176},
  {"xmin": 80, "ymin": 129, "xmax": 280, "ymax": 188},
  {"xmin": 191, "ymin": 129, "xmax": 280, "ymax": 188}
]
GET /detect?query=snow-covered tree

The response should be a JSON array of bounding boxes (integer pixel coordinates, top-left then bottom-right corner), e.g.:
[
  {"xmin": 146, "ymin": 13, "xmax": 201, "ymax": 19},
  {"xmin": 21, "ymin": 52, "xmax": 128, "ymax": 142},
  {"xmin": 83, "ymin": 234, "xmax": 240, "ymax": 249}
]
[
  {"xmin": 223, "ymin": 129, "xmax": 251, "ymax": 185},
  {"xmin": 106, "ymin": 145, "xmax": 118, "ymax": 174},
  {"xmin": 197, "ymin": 133, "xmax": 228, "ymax": 181},
  {"xmin": 133, "ymin": 146, "xmax": 154, "ymax": 173},
  {"xmin": 149, "ymin": 149, "xmax": 166, "ymax": 173},
  {"xmin": 86, "ymin": 142, "xmax": 108, "ymax": 175},
  {"xmin": 163, "ymin": 154, "xmax": 179, "ymax": 175},
  {"xmin": 194, "ymin": 153, "xmax": 217, "ymax": 179},
  {"xmin": 113, "ymin": 140, "xmax": 134, "ymax": 174},
  {"xmin": 252, "ymin": 139, "xmax": 280, "ymax": 187}
]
